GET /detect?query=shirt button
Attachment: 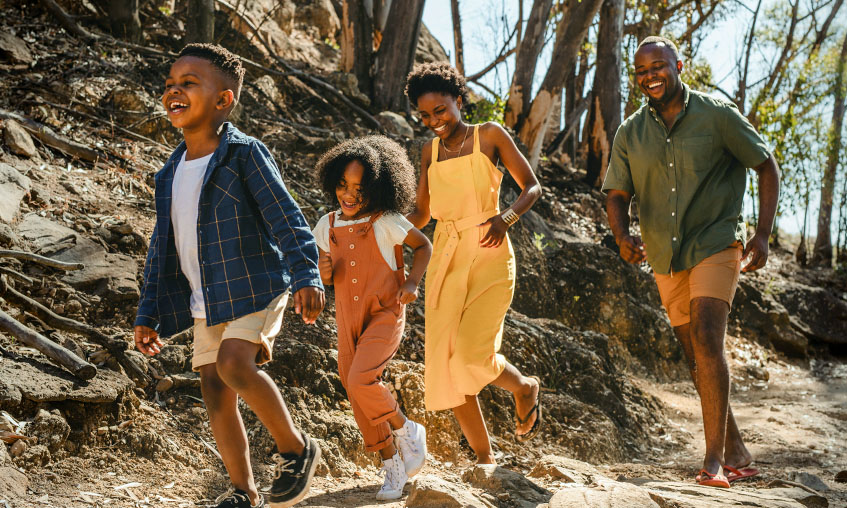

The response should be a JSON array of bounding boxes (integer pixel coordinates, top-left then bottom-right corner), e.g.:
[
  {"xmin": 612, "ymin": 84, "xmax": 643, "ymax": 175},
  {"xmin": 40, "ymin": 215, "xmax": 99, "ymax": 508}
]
[
  {"xmin": 672, "ymin": 212, "xmax": 676, "ymax": 216},
  {"xmin": 669, "ymin": 163, "xmax": 673, "ymax": 167},
  {"xmin": 353, "ymin": 296, "xmax": 359, "ymax": 301},
  {"xmin": 349, "ymin": 244, "xmax": 355, "ymax": 249},
  {"xmin": 672, "ymin": 237, "xmax": 677, "ymax": 241},
  {"xmin": 352, "ymin": 278, "xmax": 357, "ymax": 283},
  {"xmin": 350, "ymin": 261, "xmax": 356, "ymax": 266},
  {"xmin": 672, "ymin": 187, "xmax": 676, "ymax": 192},
  {"xmin": 666, "ymin": 138, "xmax": 670, "ymax": 143}
]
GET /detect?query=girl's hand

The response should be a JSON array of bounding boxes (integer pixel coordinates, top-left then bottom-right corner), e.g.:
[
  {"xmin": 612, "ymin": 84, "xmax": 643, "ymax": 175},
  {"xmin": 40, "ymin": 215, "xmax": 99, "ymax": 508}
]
[
  {"xmin": 134, "ymin": 325, "xmax": 162, "ymax": 356},
  {"xmin": 396, "ymin": 280, "xmax": 419, "ymax": 304},
  {"xmin": 318, "ymin": 250, "xmax": 333, "ymax": 285},
  {"xmin": 479, "ymin": 215, "xmax": 509, "ymax": 248}
]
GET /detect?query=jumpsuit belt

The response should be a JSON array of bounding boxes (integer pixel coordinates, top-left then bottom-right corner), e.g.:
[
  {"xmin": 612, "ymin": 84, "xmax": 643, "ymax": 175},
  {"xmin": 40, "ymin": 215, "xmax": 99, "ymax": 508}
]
[{"xmin": 428, "ymin": 209, "xmax": 498, "ymax": 309}]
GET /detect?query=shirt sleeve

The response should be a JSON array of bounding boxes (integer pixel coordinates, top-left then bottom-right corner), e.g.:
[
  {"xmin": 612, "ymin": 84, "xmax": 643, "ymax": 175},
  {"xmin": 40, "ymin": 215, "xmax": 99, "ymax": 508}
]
[
  {"xmin": 602, "ymin": 124, "xmax": 635, "ymax": 195},
  {"xmin": 134, "ymin": 222, "xmax": 160, "ymax": 330},
  {"xmin": 721, "ymin": 102, "xmax": 771, "ymax": 168},
  {"xmin": 311, "ymin": 213, "xmax": 332, "ymax": 253},
  {"xmin": 379, "ymin": 213, "xmax": 414, "ymax": 246},
  {"xmin": 242, "ymin": 141, "xmax": 323, "ymax": 293}
]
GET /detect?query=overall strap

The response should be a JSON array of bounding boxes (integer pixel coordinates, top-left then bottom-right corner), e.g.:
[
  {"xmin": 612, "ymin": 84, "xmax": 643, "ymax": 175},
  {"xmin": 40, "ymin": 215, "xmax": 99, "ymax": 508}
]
[
  {"xmin": 329, "ymin": 211, "xmax": 336, "ymax": 228},
  {"xmin": 472, "ymin": 124, "xmax": 480, "ymax": 153},
  {"xmin": 393, "ymin": 244, "xmax": 405, "ymax": 271},
  {"xmin": 367, "ymin": 211, "xmax": 384, "ymax": 225}
]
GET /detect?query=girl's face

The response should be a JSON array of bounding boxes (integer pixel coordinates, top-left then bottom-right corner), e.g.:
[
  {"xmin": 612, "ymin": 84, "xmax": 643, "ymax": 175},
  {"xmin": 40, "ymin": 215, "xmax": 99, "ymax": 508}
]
[
  {"xmin": 336, "ymin": 160, "xmax": 368, "ymax": 220},
  {"xmin": 416, "ymin": 92, "xmax": 463, "ymax": 140}
]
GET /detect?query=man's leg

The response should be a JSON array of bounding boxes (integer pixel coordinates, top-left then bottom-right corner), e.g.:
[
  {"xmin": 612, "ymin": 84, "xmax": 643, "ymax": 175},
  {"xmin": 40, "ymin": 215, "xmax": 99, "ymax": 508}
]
[
  {"xmin": 673, "ymin": 323, "xmax": 752, "ymax": 469},
  {"xmin": 215, "ymin": 338, "xmax": 305, "ymax": 456},
  {"xmin": 689, "ymin": 297, "xmax": 732, "ymax": 475},
  {"xmin": 199, "ymin": 363, "xmax": 259, "ymax": 504}
]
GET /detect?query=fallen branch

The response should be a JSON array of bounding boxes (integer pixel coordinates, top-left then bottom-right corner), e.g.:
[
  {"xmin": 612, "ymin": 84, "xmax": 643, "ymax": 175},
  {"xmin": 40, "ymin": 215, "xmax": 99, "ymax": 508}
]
[
  {"xmin": 0, "ymin": 266, "xmax": 34, "ymax": 285},
  {"xmin": 0, "ymin": 308, "xmax": 96, "ymax": 380},
  {"xmin": 0, "ymin": 249, "xmax": 83, "ymax": 271},
  {"xmin": 215, "ymin": 0, "xmax": 383, "ymax": 132},
  {"xmin": 0, "ymin": 109, "xmax": 105, "ymax": 163},
  {"xmin": 765, "ymin": 479, "xmax": 822, "ymax": 496},
  {"xmin": 40, "ymin": 0, "xmax": 99, "ymax": 41}
]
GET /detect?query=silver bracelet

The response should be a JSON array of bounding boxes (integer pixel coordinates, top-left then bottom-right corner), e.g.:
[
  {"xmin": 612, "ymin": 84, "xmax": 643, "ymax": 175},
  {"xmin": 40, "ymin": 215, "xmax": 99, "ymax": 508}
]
[{"xmin": 501, "ymin": 208, "xmax": 519, "ymax": 226}]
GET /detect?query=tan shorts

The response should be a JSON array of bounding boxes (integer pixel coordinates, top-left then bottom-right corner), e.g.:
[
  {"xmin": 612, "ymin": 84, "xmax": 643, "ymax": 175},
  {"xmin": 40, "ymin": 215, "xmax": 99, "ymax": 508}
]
[
  {"xmin": 654, "ymin": 243, "xmax": 742, "ymax": 327},
  {"xmin": 191, "ymin": 292, "xmax": 289, "ymax": 371}
]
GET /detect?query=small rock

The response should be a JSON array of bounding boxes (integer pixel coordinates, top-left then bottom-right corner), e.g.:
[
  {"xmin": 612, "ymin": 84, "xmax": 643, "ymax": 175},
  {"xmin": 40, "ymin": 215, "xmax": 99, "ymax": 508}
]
[
  {"xmin": 0, "ymin": 222, "xmax": 19, "ymax": 247},
  {"xmin": 28, "ymin": 409, "xmax": 70, "ymax": 454},
  {"xmin": 65, "ymin": 299, "xmax": 83, "ymax": 314},
  {"xmin": 406, "ymin": 474, "xmax": 493, "ymax": 507},
  {"xmin": 377, "ymin": 111, "xmax": 414, "ymax": 139},
  {"xmin": 9, "ymin": 439, "xmax": 26, "ymax": 457},
  {"xmin": 156, "ymin": 377, "xmax": 174, "ymax": 392},
  {"xmin": 0, "ymin": 162, "xmax": 31, "ymax": 223},
  {"xmin": 835, "ymin": 470, "xmax": 847, "ymax": 483},
  {"xmin": 763, "ymin": 487, "xmax": 828, "ymax": 508},
  {"xmin": 0, "ymin": 32, "xmax": 33, "ymax": 64},
  {"xmin": 97, "ymin": 426, "xmax": 109, "ymax": 435},
  {"xmin": 788, "ymin": 471, "xmax": 829, "ymax": 492},
  {"xmin": 53, "ymin": 304, "xmax": 65, "ymax": 315},
  {"xmin": 19, "ymin": 443, "xmax": 50, "ymax": 467},
  {"xmin": 3, "ymin": 119, "xmax": 37, "ymax": 158},
  {"xmin": 0, "ymin": 441, "xmax": 9, "ymax": 465}
]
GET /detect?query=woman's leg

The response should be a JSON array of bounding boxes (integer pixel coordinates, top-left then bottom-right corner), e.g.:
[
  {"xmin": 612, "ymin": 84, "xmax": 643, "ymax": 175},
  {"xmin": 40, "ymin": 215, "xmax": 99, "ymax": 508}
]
[
  {"xmin": 452, "ymin": 395, "xmax": 494, "ymax": 464},
  {"xmin": 490, "ymin": 361, "xmax": 539, "ymax": 436}
]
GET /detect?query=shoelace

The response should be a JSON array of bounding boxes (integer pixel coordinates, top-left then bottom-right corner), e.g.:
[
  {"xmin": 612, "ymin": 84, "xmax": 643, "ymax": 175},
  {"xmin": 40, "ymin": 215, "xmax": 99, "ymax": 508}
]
[
  {"xmin": 214, "ymin": 488, "xmax": 249, "ymax": 504},
  {"xmin": 398, "ymin": 432, "xmax": 420, "ymax": 454},
  {"xmin": 272, "ymin": 454, "xmax": 297, "ymax": 480},
  {"xmin": 379, "ymin": 460, "xmax": 405, "ymax": 490}
]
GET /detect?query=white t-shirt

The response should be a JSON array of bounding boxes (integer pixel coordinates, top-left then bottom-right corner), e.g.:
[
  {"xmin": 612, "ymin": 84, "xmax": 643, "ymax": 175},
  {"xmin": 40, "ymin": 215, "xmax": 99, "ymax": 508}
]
[
  {"xmin": 312, "ymin": 211, "xmax": 413, "ymax": 271},
  {"xmin": 171, "ymin": 151, "xmax": 214, "ymax": 319}
]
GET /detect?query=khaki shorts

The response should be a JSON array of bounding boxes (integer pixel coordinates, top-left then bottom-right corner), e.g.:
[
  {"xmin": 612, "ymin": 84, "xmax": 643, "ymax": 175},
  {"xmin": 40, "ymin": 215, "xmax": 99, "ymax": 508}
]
[
  {"xmin": 654, "ymin": 243, "xmax": 742, "ymax": 327},
  {"xmin": 191, "ymin": 292, "xmax": 289, "ymax": 371}
]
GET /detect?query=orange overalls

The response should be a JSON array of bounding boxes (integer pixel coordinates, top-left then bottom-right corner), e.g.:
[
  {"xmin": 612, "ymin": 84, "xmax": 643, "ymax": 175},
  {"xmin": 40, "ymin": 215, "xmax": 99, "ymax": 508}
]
[{"xmin": 329, "ymin": 212, "xmax": 406, "ymax": 452}]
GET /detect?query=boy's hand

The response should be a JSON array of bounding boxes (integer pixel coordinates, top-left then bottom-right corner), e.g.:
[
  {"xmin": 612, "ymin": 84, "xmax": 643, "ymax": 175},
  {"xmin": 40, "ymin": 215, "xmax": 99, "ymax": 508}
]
[
  {"xmin": 294, "ymin": 286, "xmax": 325, "ymax": 325},
  {"xmin": 134, "ymin": 325, "xmax": 162, "ymax": 356},
  {"xmin": 396, "ymin": 280, "xmax": 419, "ymax": 305}
]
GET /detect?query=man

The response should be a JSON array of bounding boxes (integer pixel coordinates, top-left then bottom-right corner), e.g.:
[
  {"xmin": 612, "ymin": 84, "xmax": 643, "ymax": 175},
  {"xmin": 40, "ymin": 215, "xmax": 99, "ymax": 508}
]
[{"xmin": 603, "ymin": 36, "xmax": 780, "ymax": 488}]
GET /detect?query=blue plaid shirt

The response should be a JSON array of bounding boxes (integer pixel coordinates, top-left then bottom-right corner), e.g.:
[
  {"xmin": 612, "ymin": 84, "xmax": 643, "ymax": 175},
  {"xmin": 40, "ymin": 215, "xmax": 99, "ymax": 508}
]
[{"xmin": 134, "ymin": 123, "xmax": 323, "ymax": 337}]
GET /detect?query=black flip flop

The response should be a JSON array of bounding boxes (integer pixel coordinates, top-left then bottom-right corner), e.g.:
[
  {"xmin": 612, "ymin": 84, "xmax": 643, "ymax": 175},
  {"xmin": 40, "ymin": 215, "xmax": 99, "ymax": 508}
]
[{"xmin": 515, "ymin": 375, "xmax": 543, "ymax": 443}]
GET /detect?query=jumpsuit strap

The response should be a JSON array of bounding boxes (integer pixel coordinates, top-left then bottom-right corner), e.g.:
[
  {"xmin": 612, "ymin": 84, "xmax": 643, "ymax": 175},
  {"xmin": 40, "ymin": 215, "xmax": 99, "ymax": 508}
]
[
  {"xmin": 472, "ymin": 124, "xmax": 479, "ymax": 152},
  {"xmin": 431, "ymin": 136, "xmax": 440, "ymax": 163}
]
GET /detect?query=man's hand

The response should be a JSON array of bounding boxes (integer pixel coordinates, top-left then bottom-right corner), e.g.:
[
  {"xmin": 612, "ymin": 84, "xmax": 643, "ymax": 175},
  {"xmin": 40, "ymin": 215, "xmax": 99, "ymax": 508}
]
[
  {"xmin": 617, "ymin": 234, "xmax": 647, "ymax": 264},
  {"xmin": 293, "ymin": 286, "xmax": 325, "ymax": 325},
  {"xmin": 134, "ymin": 325, "xmax": 162, "ymax": 356},
  {"xmin": 396, "ymin": 280, "xmax": 419, "ymax": 305},
  {"xmin": 479, "ymin": 215, "xmax": 509, "ymax": 248},
  {"xmin": 742, "ymin": 232, "xmax": 769, "ymax": 272}
]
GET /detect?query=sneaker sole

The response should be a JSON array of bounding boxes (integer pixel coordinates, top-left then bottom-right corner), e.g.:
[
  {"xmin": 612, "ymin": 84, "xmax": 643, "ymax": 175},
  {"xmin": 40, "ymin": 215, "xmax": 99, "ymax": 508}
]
[
  {"xmin": 267, "ymin": 444, "xmax": 322, "ymax": 508},
  {"xmin": 405, "ymin": 426, "xmax": 427, "ymax": 478}
]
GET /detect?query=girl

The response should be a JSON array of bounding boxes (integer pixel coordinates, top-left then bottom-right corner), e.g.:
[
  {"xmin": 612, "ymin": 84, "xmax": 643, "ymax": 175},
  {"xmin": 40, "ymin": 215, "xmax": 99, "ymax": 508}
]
[
  {"xmin": 405, "ymin": 63, "xmax": 543, "ymax": 465},
  {"xmin": 312, "ymin": 136, "xmax": 432, "ymax": 500}
]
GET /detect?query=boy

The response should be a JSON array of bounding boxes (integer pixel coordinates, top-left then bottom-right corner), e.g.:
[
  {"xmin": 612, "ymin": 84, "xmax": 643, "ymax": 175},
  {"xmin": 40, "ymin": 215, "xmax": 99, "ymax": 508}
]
[{"xmin": 133, "ymin": 43, "xmax": 325, "ymax": 508}]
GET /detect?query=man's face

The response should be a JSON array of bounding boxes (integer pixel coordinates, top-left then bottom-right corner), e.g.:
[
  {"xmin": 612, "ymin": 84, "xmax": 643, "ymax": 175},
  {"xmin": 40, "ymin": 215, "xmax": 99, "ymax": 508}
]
[{"xmin": 634, "ymin": 43, "xmax": 683, "ymax": 106}]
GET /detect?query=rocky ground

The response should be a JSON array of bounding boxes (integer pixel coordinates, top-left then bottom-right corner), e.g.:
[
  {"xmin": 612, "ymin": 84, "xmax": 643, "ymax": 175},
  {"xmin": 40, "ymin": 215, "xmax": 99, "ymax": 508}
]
[{"xmin": 0, "ymin": 1, "xmax": 846, "ymax": 507}]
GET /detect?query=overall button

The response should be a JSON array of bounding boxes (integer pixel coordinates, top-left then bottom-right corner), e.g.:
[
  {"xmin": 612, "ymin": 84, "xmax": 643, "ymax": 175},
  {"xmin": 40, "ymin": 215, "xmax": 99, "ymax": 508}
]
[
  {"xmin": 352, "ymin": 278, "xmax": 358, "ymax": 283},
  {"xmin": 349, "ymin": 244, "xmax": 355, "ymax": 249},
  {"xmin": 353, "ymin": 296, "xmax": 359, "ymax": 301},
  {"xmin": 350, "ymin": 261, "xmax": 356, "ymax": 266},
  {"xmin": 348, "ymin": 227, "xmax": 354, "ymax": 232}
]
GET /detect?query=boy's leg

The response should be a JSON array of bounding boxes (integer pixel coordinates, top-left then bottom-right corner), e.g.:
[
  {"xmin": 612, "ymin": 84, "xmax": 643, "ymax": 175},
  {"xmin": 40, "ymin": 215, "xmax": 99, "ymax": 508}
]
[
  {"xmin": 199, "ymin": 363, "xmax": 259, "ymax": 504},
  {"xmin": 216, "ymin": 338, "xmax": 305, "ymax": 455}
]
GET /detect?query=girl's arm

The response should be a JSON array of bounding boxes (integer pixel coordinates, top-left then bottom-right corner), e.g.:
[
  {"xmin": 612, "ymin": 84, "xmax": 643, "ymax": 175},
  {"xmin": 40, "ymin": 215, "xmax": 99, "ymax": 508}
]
[
  {"xmin": 406, "ymin": 140, "xmax": 433, "ymax": 229},
  {"xmin": 478, "ymin": 122, "xmax": 542, "ymax": 248},
  {"xmin": 318, "ymin": 247, "xmax": 333, "ymax": 286},
  {"xmin": 396, "ymin": 227, "xmax": 432, "ymax": 304}
]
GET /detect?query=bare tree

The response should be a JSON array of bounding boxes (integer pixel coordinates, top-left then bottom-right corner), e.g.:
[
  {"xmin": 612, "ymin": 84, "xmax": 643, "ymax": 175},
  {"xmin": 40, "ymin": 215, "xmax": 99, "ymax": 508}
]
[
  {"xmin": 504, "ymin": 0, "xmax": 554, "ymax": 129},
  {"xmin": 184, "ymin": 0, "xmax": 215, "ymax": 44},
  {"xmin": 451, "ymin": 0, "xmax": 465, "ymax": 75},
  {"xmin": 811, "ymin": 31, "xmax": 847, "ymax": 267},
  {"xmin": 584, "ymin": 0, "xmax": 625, "ymax": 187},
  {"xmin": 372, "ymin": 0, "xmax": 426, "ymax": 112},
  {"xmin": 109, "ymin": 0, "xmax": 141, "ymax": 42},
  {"xmin": 341, "ymin": 0, "xmax": 375, "ymax": 94}
]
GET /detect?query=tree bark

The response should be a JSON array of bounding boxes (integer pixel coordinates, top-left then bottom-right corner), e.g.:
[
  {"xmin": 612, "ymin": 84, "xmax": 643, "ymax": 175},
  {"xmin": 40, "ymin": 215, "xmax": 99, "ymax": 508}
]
[
  {"xmin": 517, "ymin": 0, "xmax": 604, "ymax": 167},
  {"xmin": 109, "ymin": 0, "xmax": 141, "ymax": 42},
  {"xmin": 184, "ymin": 0, "xmax": 215, "ymax": 44},
  {"xmin": 450, "ymin": 0, "xmax": 465, "ymax": 75},
  {"xmin": 372, "ymin": 0, "xmax": 425, "ymax": 112},
  {"xmin": 504, "ymin": 0, "xmax": 554, "ymax": 129},
  {"xmin": 584, "ymin": 0, "xmax": 624, "ymax": 187},
  {"xmin": 341, "ymin": 0, "xmax": 374, "ymax": 96},
  {"xmin": 811, "ymin": 31, "xmax": 847, "ymax": 267}
]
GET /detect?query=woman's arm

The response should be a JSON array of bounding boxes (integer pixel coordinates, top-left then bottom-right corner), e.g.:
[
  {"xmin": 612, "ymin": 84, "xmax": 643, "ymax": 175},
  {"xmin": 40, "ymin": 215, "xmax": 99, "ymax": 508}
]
[
  {"xmin": 396, "ymin": 227, "xmax": 432, "ymax": 304},
  {"xmin": 479, "ymin": 122, "xmax": 542, "ymax": 247},
  {"xmin": 406, "ymin": 140, "xmax": 433, "ymax": 229}
]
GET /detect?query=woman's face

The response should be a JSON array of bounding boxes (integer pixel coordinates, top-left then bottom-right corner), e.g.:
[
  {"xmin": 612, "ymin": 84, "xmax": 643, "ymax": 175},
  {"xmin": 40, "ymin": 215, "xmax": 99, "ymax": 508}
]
[
  {"xmin": 336, "ymin": 159, "xmax": 368, "ymax": 219},
  {"xmin": 416, "ymin": 92, "xmax": 463, "ymax": 140}
]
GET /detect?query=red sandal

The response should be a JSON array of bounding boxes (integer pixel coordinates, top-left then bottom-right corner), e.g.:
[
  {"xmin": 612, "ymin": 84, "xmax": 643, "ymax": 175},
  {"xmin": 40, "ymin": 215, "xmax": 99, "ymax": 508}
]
[
  {"xmin": 695, "ymin": 469, "xmax": 731, "ymax": 488},
  {"xmin": 723, "ymin": 465, "xmax": 759, "ymax": 483}
]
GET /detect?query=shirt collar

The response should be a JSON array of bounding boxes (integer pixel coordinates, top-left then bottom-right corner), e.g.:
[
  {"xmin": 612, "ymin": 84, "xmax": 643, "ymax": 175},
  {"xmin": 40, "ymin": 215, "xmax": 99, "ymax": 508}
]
[{"xmin": 647, "ymin": 82, "xmax": 691, "ymax": 125}]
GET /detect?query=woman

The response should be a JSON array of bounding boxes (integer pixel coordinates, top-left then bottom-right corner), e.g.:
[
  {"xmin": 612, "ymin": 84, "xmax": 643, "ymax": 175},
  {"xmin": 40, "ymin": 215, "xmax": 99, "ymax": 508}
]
[{"xmin": 405, "ymin": 62, "xmax": 543, "ymax": 465}]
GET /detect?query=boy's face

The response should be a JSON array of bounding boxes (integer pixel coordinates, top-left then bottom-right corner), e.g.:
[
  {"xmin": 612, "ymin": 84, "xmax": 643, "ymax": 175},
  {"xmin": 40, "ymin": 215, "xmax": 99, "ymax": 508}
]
[
  {"xmin": 162, "ymin": 56, "xmax": 234, "ymax": 131},
  {"xmin": 336, "ymin": 160, "xmax": 368, "ymax": 220}
]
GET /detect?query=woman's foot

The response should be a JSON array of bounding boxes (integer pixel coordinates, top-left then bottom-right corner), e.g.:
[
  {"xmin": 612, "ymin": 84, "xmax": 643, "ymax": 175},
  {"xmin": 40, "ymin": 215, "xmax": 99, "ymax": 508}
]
[{"xmin": 514, "ymin": 376, "xmax": 541, "ymax": 438}]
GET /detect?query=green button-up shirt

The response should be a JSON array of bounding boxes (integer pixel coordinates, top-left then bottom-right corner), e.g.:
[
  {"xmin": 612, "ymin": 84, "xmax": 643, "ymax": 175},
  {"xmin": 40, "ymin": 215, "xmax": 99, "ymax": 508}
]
[{"xmin": 602, "ymin": 84, "xmax": 770, "ymax": 275}]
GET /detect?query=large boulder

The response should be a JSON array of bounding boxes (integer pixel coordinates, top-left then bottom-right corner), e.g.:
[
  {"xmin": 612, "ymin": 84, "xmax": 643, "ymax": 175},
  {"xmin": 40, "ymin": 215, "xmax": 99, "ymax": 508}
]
[
  {"xmin": 377, "ymin": 111, "xmax": 414, "ymax": 139},
  {"xmin": 406, "ymin": 474, "xmax": 493, "ymax": 507},
  {"xmin": 416, "ymin": 24, "xmax": 450, "ymax": 64},
  {"xmin": 0, "ymin": 162, "xmax": 31, "ymax": 222},
  {"xmin": 732, "ymin": 278, "xmax": 809, "ymax": 356}
]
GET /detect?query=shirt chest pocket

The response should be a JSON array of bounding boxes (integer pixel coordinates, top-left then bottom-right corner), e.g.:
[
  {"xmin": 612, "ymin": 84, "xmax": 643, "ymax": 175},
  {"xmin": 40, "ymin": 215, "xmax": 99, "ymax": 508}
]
[{"xmin": 681, "ymin": 136, "xmax": 713, "ymax": 173}]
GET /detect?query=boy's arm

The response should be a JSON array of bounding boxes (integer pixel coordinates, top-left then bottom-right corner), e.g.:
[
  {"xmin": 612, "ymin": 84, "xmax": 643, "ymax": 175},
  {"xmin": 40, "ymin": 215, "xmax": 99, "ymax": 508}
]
[{"xmin": 397, "ymin": 227, "xmax": 432, "ymax": 304}]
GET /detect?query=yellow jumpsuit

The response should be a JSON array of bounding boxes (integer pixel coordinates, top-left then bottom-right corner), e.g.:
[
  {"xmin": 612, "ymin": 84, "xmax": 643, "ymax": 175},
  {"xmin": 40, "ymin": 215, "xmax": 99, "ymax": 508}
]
[{"xmin": 425, "ymin": 125, "xmax": 516, "ymax": 411}]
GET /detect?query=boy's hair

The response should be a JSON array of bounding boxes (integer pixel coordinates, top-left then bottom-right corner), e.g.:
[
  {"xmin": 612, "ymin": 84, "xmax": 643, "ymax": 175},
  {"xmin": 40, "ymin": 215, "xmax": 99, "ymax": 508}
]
[
  {"xmin": 637, "ymin": 36, "xmax": 680, "ymax": 63},
  {"xmin": 405, "ymin": 62, "xmax": 469, "ymax": 107},
  {"xmin": 178, "ymin": 43, "xmax": 246, "ymax": 101},
  {"xmin": 316, "ymin": 136, "xmax": 416, "ymax": 215}
]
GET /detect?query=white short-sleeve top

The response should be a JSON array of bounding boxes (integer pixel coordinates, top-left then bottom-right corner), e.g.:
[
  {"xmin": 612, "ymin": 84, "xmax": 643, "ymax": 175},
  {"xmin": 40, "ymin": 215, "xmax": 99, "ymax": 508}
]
[{"xmin": 312, "ymin": 211, "xmax": 413, "ymax": 271}]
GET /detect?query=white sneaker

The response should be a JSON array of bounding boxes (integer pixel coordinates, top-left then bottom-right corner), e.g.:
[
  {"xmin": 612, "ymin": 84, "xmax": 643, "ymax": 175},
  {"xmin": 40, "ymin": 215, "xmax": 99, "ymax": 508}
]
[
  {"xmin": 376, "ymin": 452, "xmax": 408, "ymax": 500},
  {"xmin": 393, "ymin": 419, "xmax": 427, "ymax": 477}
]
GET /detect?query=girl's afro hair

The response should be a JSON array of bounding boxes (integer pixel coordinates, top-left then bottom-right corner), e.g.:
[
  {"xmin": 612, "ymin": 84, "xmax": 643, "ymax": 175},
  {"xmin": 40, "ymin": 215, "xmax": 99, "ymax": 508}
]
[
  {"xmin": 405, "ymin": 62, "xmax": 469, "ymax": 107},
  {"xmin": 316, "ymin": 135, "xmax": 416, "ymax": 215}
]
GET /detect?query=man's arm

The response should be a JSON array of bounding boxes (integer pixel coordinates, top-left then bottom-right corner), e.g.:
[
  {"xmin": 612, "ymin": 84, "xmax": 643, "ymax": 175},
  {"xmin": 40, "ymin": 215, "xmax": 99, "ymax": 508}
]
[
  {"xmin": 742, "ymin": 155, "xmax": 780, "ymax": 272},
  {"xmin": 606, "ymin": 189, "xmax": 646, "ymax": 264}
]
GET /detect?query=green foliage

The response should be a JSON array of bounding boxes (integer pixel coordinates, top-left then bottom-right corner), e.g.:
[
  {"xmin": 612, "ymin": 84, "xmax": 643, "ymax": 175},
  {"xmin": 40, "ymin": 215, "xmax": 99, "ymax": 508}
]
[
  {"xmin": 533, "ymin": 232, "xmax": 557, "ymax": 252},
  {"xmin": 324, "ymin": 38, "xmax": 340, "ymax": 51},
  {"xmin": 158, "ymin": 6, "xmax": 173, "ymax": 16},
  {"xmin": 463, "ymin": 95, "xmax": 506, "ymax": 125}
]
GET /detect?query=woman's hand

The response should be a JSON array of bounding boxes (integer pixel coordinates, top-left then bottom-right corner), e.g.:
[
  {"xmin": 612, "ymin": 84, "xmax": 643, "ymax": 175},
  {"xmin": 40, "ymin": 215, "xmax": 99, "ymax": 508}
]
[
  {"xmin": 479, "ymin": 215, "xmax": 509, "ymax": 248},
  {"xmin": 396, "ymin": 279, "xmax": 419, "ymax": 304}
]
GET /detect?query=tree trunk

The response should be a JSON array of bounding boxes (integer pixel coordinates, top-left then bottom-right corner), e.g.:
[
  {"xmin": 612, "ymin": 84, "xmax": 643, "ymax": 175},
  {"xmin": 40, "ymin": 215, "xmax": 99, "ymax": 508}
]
[
  {"xmin": 341, "ymin": 0, "xmax": 374, "ymax": 96},
  {"xmin": 517, "ymin": 0, "xmax": 603, "ymax": 167},
  {"xmin": 184, "ymin": 0, "xmax": 215, "ymax": 44},
  {"xmin": 372, "ymin": 0, "xmax": 425, "ymax": 112},
  {"xmin": 584, "ymin": 0, "xmax": 624, "ymax": 187},
  {"xmin": 109, "ymin": 0, "xmax": 141, "ymax": 42},
  {"xmin": 450, "ymin": 0, "xmax": 465, "ymax": 75},
  {"xmin": 811, "ymin": 31, "xmax": 847, "ymax": 267},
  {"xmin": 504, "ymin": 0, "xmax": 554, "ymax": 129}
]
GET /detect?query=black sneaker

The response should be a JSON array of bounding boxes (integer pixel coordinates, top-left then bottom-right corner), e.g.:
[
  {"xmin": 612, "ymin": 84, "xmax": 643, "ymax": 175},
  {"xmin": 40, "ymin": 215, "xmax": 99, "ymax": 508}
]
[
  {"xmin": 214, "ymin": 488, "xmax": 264, "ymax": 508},
  {"xmin": 267, "ymin": 433, "xmax": 321, "ymax": 507}
]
